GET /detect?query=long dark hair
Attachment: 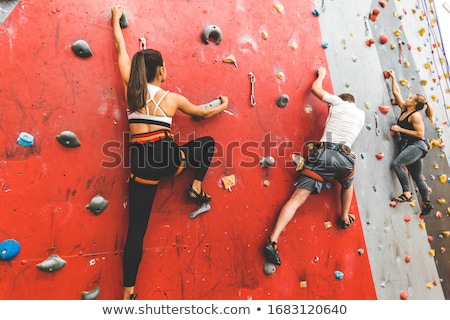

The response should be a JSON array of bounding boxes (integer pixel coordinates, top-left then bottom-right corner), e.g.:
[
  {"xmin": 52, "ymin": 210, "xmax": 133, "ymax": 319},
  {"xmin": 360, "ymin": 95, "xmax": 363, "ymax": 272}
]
[{"xmin": 127, "ymin": 49, "xmax": 164, "ymax": 112}]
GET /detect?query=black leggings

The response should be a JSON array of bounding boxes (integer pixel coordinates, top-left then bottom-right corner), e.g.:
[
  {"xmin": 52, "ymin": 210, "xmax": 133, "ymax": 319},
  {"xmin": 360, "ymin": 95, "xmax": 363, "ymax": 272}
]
[{"xmin": 123, "ymin": 135, "xmax": 215, "ymax": 287}]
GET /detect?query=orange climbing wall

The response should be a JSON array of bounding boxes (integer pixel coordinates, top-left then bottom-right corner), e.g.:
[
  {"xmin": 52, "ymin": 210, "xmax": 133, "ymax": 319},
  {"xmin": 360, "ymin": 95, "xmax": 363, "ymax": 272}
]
[{"xmin": 0, "ymin": 0, "xmax": 376, "ymax": 299}]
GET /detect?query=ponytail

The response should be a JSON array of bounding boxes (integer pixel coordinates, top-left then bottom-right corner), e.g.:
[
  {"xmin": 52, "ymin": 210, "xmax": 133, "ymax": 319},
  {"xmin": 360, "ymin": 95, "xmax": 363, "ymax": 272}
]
[
  {"xmin": 127, "ymin": 49, "xmax": 164, "ymax": 113},
  {"xmin": 127, "ymin": 52, "xmax": 148, "ymax": 112},
  {"xmin": 415, "ymin": 94, "xmax": 435, "ymax": 124}
]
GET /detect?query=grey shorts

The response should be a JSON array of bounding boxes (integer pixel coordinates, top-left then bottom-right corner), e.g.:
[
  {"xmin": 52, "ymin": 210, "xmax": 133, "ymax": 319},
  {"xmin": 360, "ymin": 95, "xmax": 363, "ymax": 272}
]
[{"xmin": 295, "ymin": 146, "xmax": 355, "ymax": 194}]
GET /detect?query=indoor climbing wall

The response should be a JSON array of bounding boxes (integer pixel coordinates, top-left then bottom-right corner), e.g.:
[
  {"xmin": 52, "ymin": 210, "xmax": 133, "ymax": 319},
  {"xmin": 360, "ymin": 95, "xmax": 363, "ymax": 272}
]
[
  {"xmin": 317, "ymin": 0, "xmax": 450, "ymax": 299},
  {"xmin": 0, "ymin": 0, "xmax": 448, "ymax": 301}
]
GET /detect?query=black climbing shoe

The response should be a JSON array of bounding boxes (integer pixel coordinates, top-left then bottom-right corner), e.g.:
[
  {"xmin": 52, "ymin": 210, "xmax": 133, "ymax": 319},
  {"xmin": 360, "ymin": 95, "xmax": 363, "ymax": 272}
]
[
  {"xmin": 420, "ymin": 202, "xmax": 434, "ymax": 216},
  {"xmin": 129, "ymin": 293, "xmax": 137, "ymax": 300},
  {"xmin": 264, "ymin": 239, "xmax": 281, "ymax": 266}
]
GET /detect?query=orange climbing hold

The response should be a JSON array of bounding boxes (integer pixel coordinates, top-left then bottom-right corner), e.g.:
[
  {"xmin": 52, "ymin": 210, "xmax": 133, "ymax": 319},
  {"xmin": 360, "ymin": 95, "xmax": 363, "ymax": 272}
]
[
  {"xmin": 378, "ymin": 105, "xmax": 390, "ymax": 114},
  {"xmin": 404, "ymin": 254, "xmax": 411, "ymax": 263},
  {"xmin": 400, "ymin": 291, "xmax": 408, "ymax": 300},
  {"xmin": 379, "ymin": 34, "xmax": 388, "ymax": 44},
  {"xmin": 378, "ymin": 0, "xmax": 386, "ymax": 8},
  {"xmin": 375, "ymin": 152, "xmax": 384, "ymax": 159}
]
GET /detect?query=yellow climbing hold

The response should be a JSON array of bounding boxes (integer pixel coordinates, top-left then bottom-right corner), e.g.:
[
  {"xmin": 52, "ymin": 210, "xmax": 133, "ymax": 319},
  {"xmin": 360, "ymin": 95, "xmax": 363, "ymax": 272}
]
[
  {"xmin": 400, "ymin": 79, "xmax": 408, "ymax": 86},
  {"xmin": 324, "ymin": 221, "xmax": 332, "ymax": 229},
  {"xmin": 430, "ymin": 138, "xmax": 443, "ymax": 148},
  {"xmin": 439, "ymin": 174, "xmax": 447, "ymax": 183},
  {"xmin": 274, "ymin": 2, "xmax": 284, "ymax": 13},
  {"xmin": 431, "ymin": 95, "xmax": 437, "ymax": 101},
  {"xmin": 261, "ymin": 31, "xmax": 268, "ymax": 40},
  {"xmin": 424, "ymin": 62, "xmax": 431, "ymax": 69},
  {"xmin": 418, "ymin": 46, "xmax": 423, "ymax": 52},
  {"xmin": 434, "ymin": 163, "xmax": 439, "ymax": 169},
  {"xmin": 419, "ymin": 28, "xmax": 426, "ymax": 36},
  {"xmin": 222, "ymin": 174, "xmax": 236, "ymax": 191},
  {"xmin": 410, "ymin": 199, "xmax": 416, "ymax": 207},
  {"xmin": 441, "ymin": 57, "xmax": 445, "ymax": 65},
  {"xmin": 437, "ymin": 198, "xmax": 446, "ymax": 205},
  {"xmin": 390, "ymin": 43, "xmax": 396, "ymax": 50},
  {"xmin": 442, "ymin": 230, "xmax": 450, "ymax": 237},
  {"xmin": 404, "ymin": 61, "xmax": 410, "ymax": 68},
  {"xmin": 299, "ymin": 281, "xmax": 307, "ymax": 288},
  {"xmin": 421, "ymin": 79, "xmax": 428, "ymax": 86},
  {"xmin": 394, "ymin": 29, "xmax": 402, "ymax": 37},
  {"xmin": 277, "ymin": 72, "xmax": 285, "ymax": 80},
  {"xmin": 419, "ymin": 222, "xmax": 426, "ymax": 229},
  {"xmin": 290, "ymin": 40, "xmax": 298, "ymax": 50},
  {"xmin": 429, "ymin": 249, "xmax": 435, "ymax": 257},
  {"xmin": 426, "ymin": 283, "xmax": 434, "ymax": 289}
]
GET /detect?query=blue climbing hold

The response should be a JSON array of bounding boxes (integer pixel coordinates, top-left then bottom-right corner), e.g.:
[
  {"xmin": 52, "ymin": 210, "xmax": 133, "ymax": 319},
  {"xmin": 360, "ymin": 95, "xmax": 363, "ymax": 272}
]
[
  {"xmin": 321, "ymin": 42, "xmax": 328, "ymax": 49},
  {"xmin": 17, "ymin": 132, "xmax": 34, "ymax": 147},
  {"xmin": 334, "ymin": 271, "xmax": 344, "ymax": 280},
  {"xmin": 312, "ymin": 8, "xmax": 320, "ymax": 16},
  {"xmin": 0, "ymin": 239, "xmax": 21, "ymax": 261}
]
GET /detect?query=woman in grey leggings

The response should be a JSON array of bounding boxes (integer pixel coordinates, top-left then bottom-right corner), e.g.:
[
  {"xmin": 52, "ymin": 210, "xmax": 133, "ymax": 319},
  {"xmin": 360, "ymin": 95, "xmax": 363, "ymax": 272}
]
[{"xmin": 387, "ymin": 69, "xmax": 434, "ymax": 215}]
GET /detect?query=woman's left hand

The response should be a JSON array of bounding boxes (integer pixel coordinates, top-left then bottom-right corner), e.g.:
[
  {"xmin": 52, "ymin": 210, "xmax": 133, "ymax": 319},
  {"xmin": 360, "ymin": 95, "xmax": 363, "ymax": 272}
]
[{"xmin": 391, "ymin": 124, "xmax": 401, "ymax": 132}]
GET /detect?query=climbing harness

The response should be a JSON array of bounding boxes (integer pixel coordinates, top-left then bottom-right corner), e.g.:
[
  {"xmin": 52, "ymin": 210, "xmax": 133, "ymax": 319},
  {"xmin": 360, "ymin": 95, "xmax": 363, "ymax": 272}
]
[{"xmin": 248, "ymin": 72, "xmax": 256, "ymax": 106}]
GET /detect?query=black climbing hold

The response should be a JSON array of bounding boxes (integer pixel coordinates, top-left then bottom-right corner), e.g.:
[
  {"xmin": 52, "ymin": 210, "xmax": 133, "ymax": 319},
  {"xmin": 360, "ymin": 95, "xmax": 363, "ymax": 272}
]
[
  {"xmin": 36, "ymin": 254, "xmax": 66, "ymax": 272},
  {"xmin": 86, "ymin": 195, "xmax": 109, "ymax": 215},
  {"xmin": 56, "ymin": 130, "xmax": 81, "ymax": 147},
  {"xmin": 0, "ymin": 239, "xmax": 20, "ymax": 261},
  {"xmin": 119, "ymin": 11, "xmax": 128, "ymax": 28},
  {"xmin": 71, "ymin": 39, "xmax": 93, "ymax": 58},
  {"xmin": 82, "ymin": 286, "xmax": 101, "ymax": 300},
  {"xmin": 276, "ymin": 94, "xmax": 289, "ymax": 108},
  {"xmin": 201, "ymin": 25, "xmax": 223, "ymax": 45}
]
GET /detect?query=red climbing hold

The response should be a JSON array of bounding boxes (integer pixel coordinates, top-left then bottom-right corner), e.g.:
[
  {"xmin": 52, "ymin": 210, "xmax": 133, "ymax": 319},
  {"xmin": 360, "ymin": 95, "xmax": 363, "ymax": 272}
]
[
  {"xmin": 400, "ymin": 291, "xmax": 409, "ymax": 300},
  {"xmin": 379, "ymin": 34, "xmax": 388, "ymax": 44},
  {"xmin": 366, "ymin": 38, "xmax": 375, "ymax": 47},
  {"xmin": 383, "ymin": 70, "xmax": 391, "ymax": 78},
  {"xmin": 378, "ymin": 105, "xmax": 390, "ymax": 114},
  {"xmin": 375, "ymin": 152, "xmax": 384, "ymax": 159},
  {"xmin": 378, "ymin": 0, "xmax": 386, "ymax": 8}
]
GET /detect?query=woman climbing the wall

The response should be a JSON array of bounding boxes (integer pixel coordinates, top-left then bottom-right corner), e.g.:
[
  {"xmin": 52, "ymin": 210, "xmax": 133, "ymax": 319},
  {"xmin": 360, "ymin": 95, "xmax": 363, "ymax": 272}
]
[
  {"xmin": 111, "ymin": 5, "xmax": 228, "ymax": 300},
  {"xmin": 387, "ymin": 69, "xmax": 434, "ymax": 216}
]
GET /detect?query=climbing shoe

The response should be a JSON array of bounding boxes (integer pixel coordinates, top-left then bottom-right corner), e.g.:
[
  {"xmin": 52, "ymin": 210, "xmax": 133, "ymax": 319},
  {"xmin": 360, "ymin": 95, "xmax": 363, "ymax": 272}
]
[
  {"xmin": 263, "ymin": 239, "xmax": 281, "ymax": 266},
  {"xmin": 420, "ymin": 202, "xmax": 434, "ymax": 216}
]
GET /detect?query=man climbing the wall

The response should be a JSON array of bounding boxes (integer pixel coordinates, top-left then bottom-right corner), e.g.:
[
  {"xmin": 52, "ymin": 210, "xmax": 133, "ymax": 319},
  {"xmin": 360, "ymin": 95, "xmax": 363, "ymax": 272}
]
[{"xmin": 263, "ymin": 66, "xmax": 365, "ymax": 266}]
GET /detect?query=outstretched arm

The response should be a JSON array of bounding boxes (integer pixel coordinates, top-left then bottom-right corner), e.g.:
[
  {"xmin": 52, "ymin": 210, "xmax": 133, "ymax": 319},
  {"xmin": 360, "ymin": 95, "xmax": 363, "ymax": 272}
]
[
  {"xmin": 311, "ymin": 66, "xmax": 329, "ymax": 101},
  {"xmin": 111, "ymin": 5, "xmax": 131, "ymax": 89},
  {"xmin": 387, "ymin": 69, "xmax": 405, "ymax": 110},
  {"xmin": 176, "ymin": 94, "xmax": 228, "ymax": 118}
]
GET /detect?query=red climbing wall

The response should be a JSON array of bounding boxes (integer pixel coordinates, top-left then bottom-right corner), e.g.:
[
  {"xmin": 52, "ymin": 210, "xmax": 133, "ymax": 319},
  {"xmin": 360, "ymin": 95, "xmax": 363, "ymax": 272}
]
[{"xmin": 0, "ymin": 0, "xmax": 376, "ymax": 299}]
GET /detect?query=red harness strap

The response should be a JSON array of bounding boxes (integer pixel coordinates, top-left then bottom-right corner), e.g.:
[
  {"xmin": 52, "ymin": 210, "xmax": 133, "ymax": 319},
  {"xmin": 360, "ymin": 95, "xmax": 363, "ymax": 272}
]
[{"xmin": 301, "ymin": 168, "xmax": 324, "ymax": 182}]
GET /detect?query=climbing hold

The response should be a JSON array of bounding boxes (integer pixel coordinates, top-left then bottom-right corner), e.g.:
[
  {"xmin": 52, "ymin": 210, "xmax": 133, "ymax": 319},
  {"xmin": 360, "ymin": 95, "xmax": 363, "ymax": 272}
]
[
  {"xmin": 365, "ymin": 38, "xmax": 375, "ymax": 47},
  {"xmin": 375, "ymin": 152, "xmax": 384, "ymax": 160},
  {"xmin": 439, "ymin": 174, "xmax": 447, "ymax": 183},
  {"xmin": 437, "ymin": 198, "xmax": 446, "ymax": 205},
  {"xmin": 86, "ymin": 195, "xmax": 109, "ymax": 215},
  {"xmin": 119, "ymin": 11, "xmax": 128, "ymax": 28},
  {"xmin": 404, "ymin": 215, "xmax": 412, "ymax": 222},
  {"xmin": 17, "ymin": 132, "xmax": 34, "ymax": 147},
  {"xmin": 82, "ymin": 286, "xmax": 101, "ymax": 300},
  {"xmin": 56, "ymin": 130, "xmax": 81, "ymax": 147},
  {"xmin": 312, "ymin": 8, "xmax": 320, "ymax": 17},
  {"xmin": 428, "ymin": 236, "xmax": 433, "ymax": 243},
  {"xmin": 429, "ymin": 249, "xmax": 435, "ymax": 257},
  {"xmin": 404, "ymin": 254, "xmax": 411, "ymax": 263},
  {"xmin": 436, "ymin": 211, "xmax": 442, "ymax": 219},
  {"xmin": 36, "ymin": 254, "xmax": 66, "ymax": 272},
  {"xmin": 334, "ymin": 271, "xmax": 344, "ymax": 280},
  {"xmin": 223, "ymin": 55, "xmax": 238, "ymax": 67},
  {"xmin": 277, "ymin": 72, "xmax": 285, "ymax": 80},
  {"xmin": 0, "ymin": 239, "xmax": 20, "ymax": 261},
  {"xmin": 263, "ymin": 262, "xmax": 276, "ymax": 275},
  {"xmin": 289, "ymin": 40, "xmax": 298, "ymax": 50},
  {"xmin": 390, "ymin": 201, "xmax": 397, "ymax": 208},
  {"xmin": 441, "ymin": 247, "xmax": 446, "ymax": 253},
  {"xmin": 261, "ymin": 31, "xmax": 268, "ymax": 40},
  {"xmin": 400, "ymin": 79, "xmax": 408, "ymax": 86},
  {"xmin": 442, "ymin": 231, "xmax": 450, "ymax": 237},
  {"xmin": 419, "ymin": 28, "xmax": 426, "ymax": 36},
  {"xmin": 221, "ymin": 174, "xmax": 236, "ymax": 191},
  {"xmin": 419, "ymin": 222, "xmax": 426, "ymax": 229},
  {"xmin": 400, "ymin": 291, "xmax": 409, "ymax": 300},
  {"xmin": 426, "ymin": 283, "xmax": 434, "ymax": 289},
  {"xmin": 273, "ymin": 2, "xmax": 284, "ymax": 14},
  {"xmin": 190, "ymin": 202, "xmax": 211, "ymax": 219},
  {"xmin": 357, "ymin": 248, "xmax": 364, "ymax": 255},
  {"xmin": 321, "ymin": 41, "xmax": 328, "ymax": 49},
  {"xmin": 260, "ymin": 156, "xmax": 275, "ymax": 168},
  {"xmin": 201, "ymin": 25, "xmax": 223, "ymax": 45},
  {"xmin": 378, "ymin": 105, "xmax": 390, "ymax": 114},
  {"xmin": 324, "ymin": 221, "xmax": 332, "ymax": 229},
  {"xmin": 383, "ymin": 70, "xmax": 391, "ymax": 79},
  {"xmin": 299, "ymin": 281, "xmax": 307, "ymax": 288},
  {"xmin": 199, "ymin": 98, "xmax": 222, "ymax": 110},
  {"xmin": 378, "ymin": 0, "xmax": 386, "ymax": 8},
  {"xmin": 71, "ymin": 40, "xmax": 93, "ymax": 58},
  {"xmin": 379, "ymin": 34, "xmax": 388, "ymax": 44},
  {"xmin": 276, "ymin": 94, "xmax": 289, "ymax": 108},
  {"xmin": 410, "ymin": 200, "xmax": 416, "ymax": 207},
  {"xmin": 394, "ymin": 29, "xmax": 402, "ymax": 37},
  {"xmin": 263, "ymin": 180, "xmax": 270, "ymax": 187},
  {"xmin": 304, "ymin": 105, "xmax": 313, "ymax": 114}
]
